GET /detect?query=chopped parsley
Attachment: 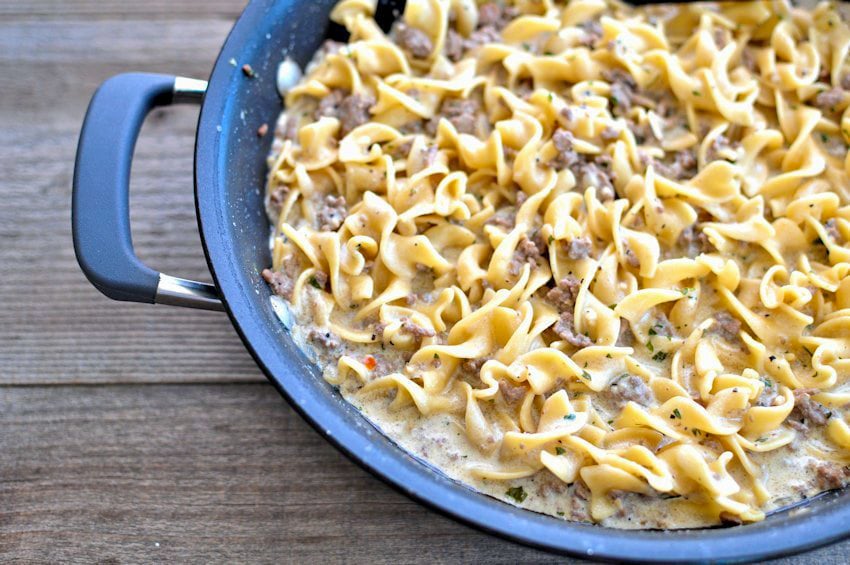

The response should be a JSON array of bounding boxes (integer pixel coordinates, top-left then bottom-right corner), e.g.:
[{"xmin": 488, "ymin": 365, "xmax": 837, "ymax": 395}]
[
  {"xmin": 648, "ymin": 328, "xmax": 657, "ymax": 336},
  {"xmin": 555, "ymin": 446, "xmax": 567, "ymax": 455},
  {"xmin": 433, "ymin": 353, "xmax": 440, "ymax": 360},
  {"xmin": 671, "ymin": 408, "xmax": 682, "ymax": 419},
  {"xmin": 692, "ymin": 89, "xmax": 701, "ymax": 97},
  {"xmin": 581, "ymin": 370, "xmax": 592, "ymax": 380},
  {"xmin": 308, "ymin": 276, "xmax": 322, "ymax": 289},
  {"xmin": 564, "ymin": 413, "xmax": 577, "ymax": 421},
  {"xmin": 653, "ymin": 351, "xmax": 668, "ymax": 362},
  {"xmin": 506, "ymin": 486, "xmax": 528, "ymax": 503},
  {"xmin": 647, "ymin": 340, "xmax": 655, "ymax": 353}
]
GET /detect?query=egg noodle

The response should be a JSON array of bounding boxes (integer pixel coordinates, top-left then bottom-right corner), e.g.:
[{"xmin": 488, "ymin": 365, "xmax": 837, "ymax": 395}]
[{"xmin": 263, "ymin": 0, "xmax": 850, "ymax": 528}]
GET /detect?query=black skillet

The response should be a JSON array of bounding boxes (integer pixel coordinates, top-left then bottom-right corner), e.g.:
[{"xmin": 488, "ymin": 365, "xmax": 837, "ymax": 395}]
[{"xmin": 72, "ymin": 1, "xmax": 850, "ymax": 561}]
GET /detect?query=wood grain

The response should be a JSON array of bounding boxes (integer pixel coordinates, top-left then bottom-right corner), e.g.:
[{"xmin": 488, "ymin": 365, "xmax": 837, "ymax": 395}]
[
  {"xmin": 0, "ymin": 11, "xmax": 260, "ymax": 384},
  {"xmin": 0, "ymin": 0, "xmax": 847, "ymax": 562},
  {"xmin": 0, "ymin": 384, "xmax": 562, "ymax": 564}
]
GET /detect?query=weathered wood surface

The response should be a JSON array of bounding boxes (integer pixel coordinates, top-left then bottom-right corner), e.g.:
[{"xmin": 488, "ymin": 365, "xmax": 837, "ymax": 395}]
[{"xmin": 0, "ymin": 1, "xmax": 847, "ymax": 562}]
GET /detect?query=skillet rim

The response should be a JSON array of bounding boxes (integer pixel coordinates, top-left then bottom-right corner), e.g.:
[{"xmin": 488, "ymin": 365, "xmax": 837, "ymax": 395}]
[{"xmin": 193, "ymin": 1, "xmax": 850, "ymax": 561}]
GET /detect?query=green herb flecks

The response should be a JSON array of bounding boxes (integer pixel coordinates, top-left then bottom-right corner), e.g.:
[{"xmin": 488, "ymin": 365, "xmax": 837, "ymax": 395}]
[{"xmin": 506, "ymin": 486, "xmax": 528, "ymax": 503}]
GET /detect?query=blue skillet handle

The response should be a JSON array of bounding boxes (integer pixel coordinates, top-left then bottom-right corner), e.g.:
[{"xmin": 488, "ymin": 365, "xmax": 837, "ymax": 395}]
[{"xmin": 72, "ymin": 73, "xmax": 223, "ymax": 311}]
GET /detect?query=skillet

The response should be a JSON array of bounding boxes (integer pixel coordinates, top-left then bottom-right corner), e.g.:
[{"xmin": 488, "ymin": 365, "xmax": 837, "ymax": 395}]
[{"xmin": 72, "ymin": 1, "xmax": 850, "ymax": 561}]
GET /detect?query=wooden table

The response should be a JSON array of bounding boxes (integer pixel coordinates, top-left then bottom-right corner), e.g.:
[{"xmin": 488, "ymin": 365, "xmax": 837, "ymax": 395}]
[{"xmin": 0, "ymin": 2, "xmax": 845, "ymax": 562}]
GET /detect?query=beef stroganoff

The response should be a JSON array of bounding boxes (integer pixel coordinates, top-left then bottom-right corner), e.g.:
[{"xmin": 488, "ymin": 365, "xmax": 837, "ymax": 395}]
[{"xmin": 261, "ymin": 0, "xmax": 850, "ymax": 528}]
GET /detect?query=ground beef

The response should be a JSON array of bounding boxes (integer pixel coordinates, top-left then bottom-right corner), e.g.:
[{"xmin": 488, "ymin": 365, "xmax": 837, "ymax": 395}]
[
  {"xmin": 604, "ymin": 69, "xmax": 639, "ymax": 115},
  {"xmin": 707, "ymin": 134, "xmax": 739, "ymax": 162},
  {"xmin": 814, "ymin": 88, "xmax": 844, "ymax": 113},
  {"xmin": 465, "ymin": 26, "xmax": 502, "ymax": 50},
  {"xmin": 567, "ymin": 236, "xmax": 593, "ymax": 260},
  {"xmin": 551, "ymin": 129, "xmax": 581, "ymax": 169},
  {"xmin": 652, "ymin": 150, "xmax": 697, "ymax": 180},
  {"xmin": 569, "ymin": 481, "xmax": 592, "ymax": 522},
  {"xmin": 315, "ymin": 89, "xmax": 344, "ymax": 120},
  {"xmin": 652, "ymin": 314, "xmax": 674, "ymax": 338},
  {"xmin": 316, "ymin": 194, "xmax": 347, "ymax": 231},
  {"xmin": 315, "ymin": 90, "xmax": 374, "ymax": 136},
  {"xmin": 711, "ymin": 311, "xmax": 742, "ymax": 342},
  {"xmin": 400, "ymin": 318, "xmax": 436, "ymax": 339},
  {"xmin": 444, "ymin": 28, "xmax": 464, "ymax": 61},
  {"xmin": 609, "ymin": 374, "xmax": 655, "ymax": 407},
  {"xmin": 262, "ymin": 268, "xmax": 294, "ymax": 300},
  {"xmin": 269, "ymin": 185, "xmax": 290, "ymax": 211},
  {"xmin": 509, "ymin": 235, "xmax": 545, "ymax": 276},
  {"xmin": 311, "ymin": 270, "xmax": 329, "ymax": 290},
  {"xmin": 678, "ymin": 224, "xmax": 713, "ymax": 257},
  {"xmin": 551, "ymin": 129, "xmax": 615, "ymax": 199},
  {"xmin": 790, "ymin": 389, "xmax": 831, "ymax": 429},
  {"xmin": 485, "ymin": 211, "xmax": 515, "ymax": 230},
  {"xmin": 427, "ymin": 97, "xmax": 481, "ymax": 135},
  {"xmin": 578, "ymin": 19, "xmax": 603, "ymax": 48},
  {"xmin": 499, "ymin": 379, "xmax": 527, "ymax": 405},
  {"xmin": 842, "ymin": 74, "xmax": 850, "ymax": 90},
  {"xmin": 546, "ymin": 276, "xmax": 581, "ymax": 311},
  {"xmin": 395, "ymin": 23, "xmax": 433, "ymax": 59},
  {"xmin": 547, "ymin": 277, "xmax": 592, "ymax": 348},
  {"xmin": 812, "ymin": 461, "xmax": 850, "ymax": 491},
  {"xmin": 825, "ymin": 218, "xmax": 842, "ymax": 242},
  {"xmin": 600, "ymin": 125, "xmax": 621, "ymax": 142},
  {"xmin": 617, "ymin": 320, "xmax": 634, "ymax": 346},
  {"xmin": 339, "ymin": 94, "xmax": 374, "ymax": 135},
  {"xmin": 477, "ymin": 2, "xmax": 517, "ymax": 29},
  {"xmin": 576, "ymin": 160, "xmax": 615, "ymax": 200},
  {"xmin": 307, "ymin": 328, "xmax": 340, "ymax": 349},
  {"xmin": 553, "ymin": 310, "xmax": 593, "ymax": 348},
  {"xmin": 755, "ymin": 382, "xmax": 778, "ymax": 407},
  {"xmin": 461, "ymin": 357, "xmax": 488, "ymax": 377}
]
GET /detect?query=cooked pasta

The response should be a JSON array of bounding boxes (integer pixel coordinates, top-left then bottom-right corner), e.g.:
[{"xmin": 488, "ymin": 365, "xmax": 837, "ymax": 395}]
[{"xmin": 261, "ymin": 0, "xmax": 850, "ymax": 528}]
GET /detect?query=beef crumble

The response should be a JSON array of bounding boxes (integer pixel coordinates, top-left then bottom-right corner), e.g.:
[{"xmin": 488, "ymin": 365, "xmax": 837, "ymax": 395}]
[
  {"xmin": 678, "ymin": 224, "xmax": 713, "ymax": 257},
  {"xmin": 567, "ymin": 236, "xmax": 593, "ymax": 260},
  {"xmin": 550, "ymin": 128, "xmax": 616, "ymax": 199},
  {"xmin": 651, "ymin": 149, "xmax": 698, "ymax": 180},
  {"xmin": 427, "ymin": 97, "xmax": 482, "ymax": 135},
  {"xmin": 789, "ymin": 389, "xmax": 831, "ymax": 431},
  {"xmin": 609, "ymin": 374, "xmax": 655, "ymax": 407},
  {"xmin": 812, "ymin": 461, "xmax": 850, "ymax": 490},
  {"xmin": 710, "ymin": 311, "xmax": 742, "ymax": 342},
  {"xmin": 262, "ymin": 268, "xmax": 294, "ymax": 300},
  {"xmin": 547, "ymin": 276, "xmax": 593, "ymax": 348},
  {"xmin": 316, "ymin": 194, "xmax": 347, "ymax": 231},
  {"xmin": 814, "ymin": 88, "xmax": 845, "ymax": 113},
  {"xmin": 315, "ymin": 89, "xmax": 374, "ymax": 136},
  {"xmin": 499, "ymin": 379, "xmax": 527, "ymax": 405},
  {"xmin": 395, "ymin": 23, "xmax": 433, "ymax": 59},
  {"xmin": 509, "ymin": 235, "xmax": 545, "ymax": 276}
]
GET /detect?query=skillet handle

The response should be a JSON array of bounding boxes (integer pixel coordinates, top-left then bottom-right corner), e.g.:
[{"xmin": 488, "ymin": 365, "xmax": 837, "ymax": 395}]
[{"xmin": 73, "ymin": 72, "xmax": 223, "ymax": 311}]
